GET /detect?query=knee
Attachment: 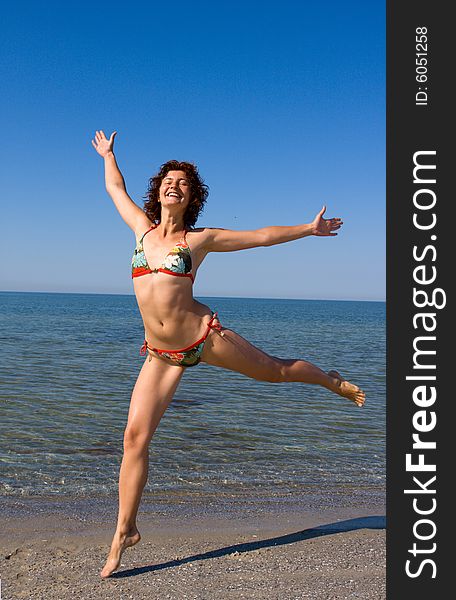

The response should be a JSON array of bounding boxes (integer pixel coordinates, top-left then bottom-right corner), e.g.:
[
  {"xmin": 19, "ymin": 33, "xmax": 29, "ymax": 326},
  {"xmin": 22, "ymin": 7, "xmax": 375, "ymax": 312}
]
[
  {"xmin": 264, "ymin": 361, "xmax": 287, "ymax": 383},
  {"xmin": 123, "ymin": 424, "xmax": 150, "ymax": 453}
]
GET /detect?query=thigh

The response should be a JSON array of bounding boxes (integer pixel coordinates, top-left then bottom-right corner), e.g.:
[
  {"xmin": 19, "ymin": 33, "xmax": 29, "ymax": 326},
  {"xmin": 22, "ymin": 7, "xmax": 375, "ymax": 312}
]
[
  {"xmin": 126, "ymin": 356, "xmax": 185, "ymax": 439},
  {"xmin": 200, "ymin": 325, "xmax": 284, "ymax": 382}
]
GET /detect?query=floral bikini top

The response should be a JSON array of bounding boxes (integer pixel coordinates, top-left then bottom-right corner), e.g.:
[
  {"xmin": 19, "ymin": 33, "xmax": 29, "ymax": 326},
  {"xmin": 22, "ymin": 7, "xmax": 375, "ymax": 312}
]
[{"xmin": 131, "ymin": 223, "xmax": 194, "ymax": 283}]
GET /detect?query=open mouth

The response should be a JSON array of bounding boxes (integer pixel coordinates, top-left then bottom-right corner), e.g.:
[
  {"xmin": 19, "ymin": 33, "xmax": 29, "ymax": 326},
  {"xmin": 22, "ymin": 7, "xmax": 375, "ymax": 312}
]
[{"xmin": 167, "ymin": 192, "xmax": 181, "ymax": 198}]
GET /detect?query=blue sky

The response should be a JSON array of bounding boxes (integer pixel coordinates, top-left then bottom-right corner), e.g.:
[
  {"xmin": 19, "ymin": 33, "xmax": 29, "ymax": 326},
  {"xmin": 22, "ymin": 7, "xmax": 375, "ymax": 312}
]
[{"xmin": 0, "ymin": 1, "xmax": 385, "ymax": 300}]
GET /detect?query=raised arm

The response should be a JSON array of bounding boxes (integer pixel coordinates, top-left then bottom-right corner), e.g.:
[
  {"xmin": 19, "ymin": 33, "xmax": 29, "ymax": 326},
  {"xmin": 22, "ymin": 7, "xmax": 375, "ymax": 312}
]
[
  {"xmin": 204, "ymin": 206, "xmax": 343, "ymax": 252},
  {"xmin": 91, "ymin": 130, "xmax": 146, "ymax": 232}
]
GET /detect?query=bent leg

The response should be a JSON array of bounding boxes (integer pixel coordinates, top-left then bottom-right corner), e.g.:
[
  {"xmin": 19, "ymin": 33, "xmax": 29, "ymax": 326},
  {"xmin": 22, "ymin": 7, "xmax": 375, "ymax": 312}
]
[
  {"xmin": 200, "ymin": 323, "xmax": 365, "ymax": 406},
  {"xmin": 101, "ymin": 356, "xmax": 185, "ymax": 578}
]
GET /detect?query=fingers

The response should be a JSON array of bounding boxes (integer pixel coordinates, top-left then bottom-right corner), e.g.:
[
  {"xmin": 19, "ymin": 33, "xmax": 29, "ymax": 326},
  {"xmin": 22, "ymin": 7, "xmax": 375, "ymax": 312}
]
[
  {"xmin": 93, "ymin": 130, "xmax": 117, "ymax": 144},
  {"xmin": 94, "ymin": 130, "xmax": 108, "ymax": 140},
  {"xmin": 328, "ymin": 218, "xmax": 343, "ymax": 232},
  {"xmin": 319, "ymin": 205, "xmax": 327, "ymax": 217}
]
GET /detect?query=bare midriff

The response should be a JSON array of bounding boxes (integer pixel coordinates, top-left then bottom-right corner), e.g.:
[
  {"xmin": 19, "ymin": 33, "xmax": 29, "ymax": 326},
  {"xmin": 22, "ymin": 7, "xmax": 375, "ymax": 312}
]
[{"xmin": 133, "ymin": 272, "xmax": 212, "ymax": 349}]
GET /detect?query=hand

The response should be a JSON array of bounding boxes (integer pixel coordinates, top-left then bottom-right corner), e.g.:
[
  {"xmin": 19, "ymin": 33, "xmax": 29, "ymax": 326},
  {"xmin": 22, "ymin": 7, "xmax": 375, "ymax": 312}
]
[
  {"xmin": 311, "ymin": 206, "xmax": 343, "ymax": 236},
  {"xmin": 91, "ymin": 130, "xmax": 117, "ymax": 158}
]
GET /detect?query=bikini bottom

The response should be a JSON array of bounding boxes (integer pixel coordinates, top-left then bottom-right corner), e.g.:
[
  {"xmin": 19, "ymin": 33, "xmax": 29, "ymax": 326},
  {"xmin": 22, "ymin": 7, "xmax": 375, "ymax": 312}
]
[{"xmin": 139, "ymin": 310, "xmax": 224, "ymax": 368}]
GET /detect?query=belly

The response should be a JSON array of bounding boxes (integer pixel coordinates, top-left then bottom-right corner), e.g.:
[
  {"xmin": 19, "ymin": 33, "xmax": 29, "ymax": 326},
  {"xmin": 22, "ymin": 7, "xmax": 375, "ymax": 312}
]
[{"xmin": 133, "ymin": 275, "xmax": 211, "ymax": 347}]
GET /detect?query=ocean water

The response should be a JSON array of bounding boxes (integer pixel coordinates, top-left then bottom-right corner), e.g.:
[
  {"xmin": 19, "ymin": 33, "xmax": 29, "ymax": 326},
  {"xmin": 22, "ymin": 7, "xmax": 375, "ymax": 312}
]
[{"xmin": 0, "ymin": 292, "xmax": 385, "ymax": 501}]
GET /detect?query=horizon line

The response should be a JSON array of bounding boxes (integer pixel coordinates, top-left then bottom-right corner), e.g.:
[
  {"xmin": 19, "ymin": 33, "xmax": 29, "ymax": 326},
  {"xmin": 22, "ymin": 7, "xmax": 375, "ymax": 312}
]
[{"xmin": 0, "ymin": 289, "xmax": 385, "ymax": 303}]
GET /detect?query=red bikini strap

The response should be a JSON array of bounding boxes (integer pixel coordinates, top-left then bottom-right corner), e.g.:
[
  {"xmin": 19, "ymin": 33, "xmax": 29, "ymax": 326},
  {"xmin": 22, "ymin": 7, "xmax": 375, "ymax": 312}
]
[
  {"xmin": 207, "ymin": 312, "xmax": 224, "ymax": 335},
  {"xmin": 140, "ymin": 223, "xmax": 157, "ymax": 242},
  {"xmin": 139, "ymin": 312, "xmax": 223, "ymax": 356}
]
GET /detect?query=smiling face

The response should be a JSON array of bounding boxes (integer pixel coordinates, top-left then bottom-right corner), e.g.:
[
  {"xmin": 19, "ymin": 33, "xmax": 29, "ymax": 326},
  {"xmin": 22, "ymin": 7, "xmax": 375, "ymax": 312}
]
[
  {"xmin": 159, "ymin": 170, "xmax": 191, "ymax": 209},
  {"xmin": 144, "ymin": 160, "xmax": 209, "ymax": 228}
]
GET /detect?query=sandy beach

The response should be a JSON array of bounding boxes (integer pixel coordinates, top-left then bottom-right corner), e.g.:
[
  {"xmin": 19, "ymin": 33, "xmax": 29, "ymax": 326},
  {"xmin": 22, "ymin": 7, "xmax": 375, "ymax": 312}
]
[{"xmin": 1, "ymin": 493, "xmax": 385, "ymax": 600}]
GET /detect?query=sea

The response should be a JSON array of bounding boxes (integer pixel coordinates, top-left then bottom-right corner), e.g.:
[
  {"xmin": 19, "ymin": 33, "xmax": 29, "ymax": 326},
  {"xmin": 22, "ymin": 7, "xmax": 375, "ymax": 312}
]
[{"xmin": 0, "ymin": 291, "xmax": 385, "ymax": 509}]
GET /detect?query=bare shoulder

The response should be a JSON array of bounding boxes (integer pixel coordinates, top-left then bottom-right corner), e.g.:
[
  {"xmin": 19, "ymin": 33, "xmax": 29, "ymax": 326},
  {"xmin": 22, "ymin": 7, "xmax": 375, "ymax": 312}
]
[
  {"xmin": 186, "ymin": 226, "xmax": 230, "ymax": 239},
  {"xmin": 186, "ymin": 226, "xmax": 214, "ymax": 245}
]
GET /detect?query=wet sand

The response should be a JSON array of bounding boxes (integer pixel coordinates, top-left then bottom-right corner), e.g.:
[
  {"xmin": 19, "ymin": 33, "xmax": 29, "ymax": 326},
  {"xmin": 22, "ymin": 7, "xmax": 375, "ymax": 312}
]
[{"xmin": 1, "ymin": 494, "xmax": 385, "ymax": 599}]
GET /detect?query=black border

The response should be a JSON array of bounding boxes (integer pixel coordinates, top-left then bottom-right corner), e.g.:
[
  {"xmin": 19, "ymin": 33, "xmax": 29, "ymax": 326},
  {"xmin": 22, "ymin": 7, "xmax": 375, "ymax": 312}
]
[{"xmin": 387, "ymin": 1, "xmax": 452, "ymax": 595}]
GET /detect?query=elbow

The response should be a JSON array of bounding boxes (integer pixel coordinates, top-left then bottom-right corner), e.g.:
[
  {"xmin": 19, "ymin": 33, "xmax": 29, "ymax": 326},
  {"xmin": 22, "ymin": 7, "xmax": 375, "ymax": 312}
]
[
  {"xmin": 106, "ymin": 182, "xmax": 125, "ymax": 193},
  {"xmin": 258, "ymin": 230, "xmax": 272, "ymax": 246}
]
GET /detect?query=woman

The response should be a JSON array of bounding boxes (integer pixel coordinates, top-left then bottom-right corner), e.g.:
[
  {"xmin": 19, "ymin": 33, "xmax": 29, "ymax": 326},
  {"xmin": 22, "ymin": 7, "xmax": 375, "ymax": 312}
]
[{"xmin": 91, "ymin": 130, "xmax": 365, "ymax": 578}]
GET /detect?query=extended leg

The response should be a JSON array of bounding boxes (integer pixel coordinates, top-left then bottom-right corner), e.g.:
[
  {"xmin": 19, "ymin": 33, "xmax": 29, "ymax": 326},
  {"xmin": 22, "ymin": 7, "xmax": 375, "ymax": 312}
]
[
  {"xmin": 200, "ymin": 321, "xmax": 365, "ymax": 406},
  {"xmin": 100, "ymin": 356, "xmax": 185, "ymax": 578}
]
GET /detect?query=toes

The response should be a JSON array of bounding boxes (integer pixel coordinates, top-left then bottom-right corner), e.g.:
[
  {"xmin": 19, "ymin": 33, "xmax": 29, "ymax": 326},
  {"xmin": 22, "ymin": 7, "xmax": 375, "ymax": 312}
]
[
  {"xmin": 100, "ymin": 553, "xmax": 120, "ymax": 578},
  {"xmin": 100, "ymin": 568, "xmax": 114, "ymax": 579},
  {"xmin": 355, "ymin": 392, "xmax": 366, "ymax": 407},
  {"xmin": 101, "ymin": 560, "xmax": 118, "ymax": 578}
]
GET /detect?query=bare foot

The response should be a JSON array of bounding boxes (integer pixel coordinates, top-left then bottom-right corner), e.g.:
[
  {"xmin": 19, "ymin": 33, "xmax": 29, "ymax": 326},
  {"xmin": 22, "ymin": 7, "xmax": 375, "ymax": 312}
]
[
  {"xmin": 328, "ymin": 370, "xmax": 366, "ymax": 407},
  {"xmin": 100, "ymin": 527, "xmax": 141, "ymax": 578}
]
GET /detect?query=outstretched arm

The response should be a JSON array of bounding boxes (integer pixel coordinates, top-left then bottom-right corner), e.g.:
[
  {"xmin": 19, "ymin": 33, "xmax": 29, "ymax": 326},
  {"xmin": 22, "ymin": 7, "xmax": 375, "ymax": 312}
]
[
  {"xmin": 204, "ymin": 206, "xmax": 343, "ymax": 252},
  {"xmin": 91, "ymin": 130, "xmax": 146, "ymax": 232}
]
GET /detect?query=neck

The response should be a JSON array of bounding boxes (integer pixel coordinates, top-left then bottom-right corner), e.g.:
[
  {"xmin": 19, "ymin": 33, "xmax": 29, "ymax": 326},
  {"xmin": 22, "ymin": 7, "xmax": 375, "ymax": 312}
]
[{"xmin": 158, "ymin": 209, "xmax": 186, "ymax": 236}]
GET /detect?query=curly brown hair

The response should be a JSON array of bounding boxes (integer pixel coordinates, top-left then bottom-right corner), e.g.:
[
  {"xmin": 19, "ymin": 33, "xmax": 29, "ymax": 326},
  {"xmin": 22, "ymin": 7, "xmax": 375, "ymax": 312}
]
[{"xmin": 143, "ymin": 160, "xmax": 209, "ymax": 229}]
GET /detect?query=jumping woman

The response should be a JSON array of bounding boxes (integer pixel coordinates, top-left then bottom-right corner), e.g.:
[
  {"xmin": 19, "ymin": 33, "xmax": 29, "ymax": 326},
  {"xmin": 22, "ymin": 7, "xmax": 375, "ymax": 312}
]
[{"xmin": 91, "ymin": 130, "xmax": 366, "ymax": 578}]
